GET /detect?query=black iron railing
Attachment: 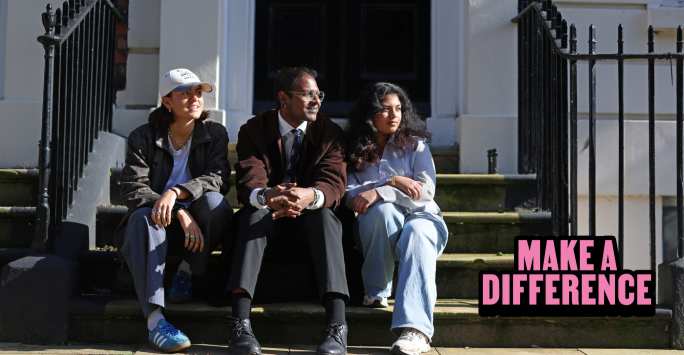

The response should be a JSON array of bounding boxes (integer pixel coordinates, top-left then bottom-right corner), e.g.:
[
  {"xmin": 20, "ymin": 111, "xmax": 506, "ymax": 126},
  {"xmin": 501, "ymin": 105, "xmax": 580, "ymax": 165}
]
[
  {"xmin": 515, "ymin": 1, "xmax": 684, "ymax": 344},
  {"xmin": 514, "ymin": 0, "xmax": 684, "ymax": 263},
  {"xmin": 515, "ymin": 0, "xmax": 569, "ymax": 236},
  {"xmin": 35, "ymin": 0, "xmax": 124, "ymax": 249}
]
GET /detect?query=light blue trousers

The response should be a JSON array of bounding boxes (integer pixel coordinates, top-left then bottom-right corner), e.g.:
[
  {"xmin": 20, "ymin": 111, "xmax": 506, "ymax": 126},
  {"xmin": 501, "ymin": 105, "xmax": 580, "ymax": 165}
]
[
  {"xmin": 356, "ymin": 202, "xmax": 448, "ymax": 339},
  {"xmin": 120, "ymin": 192, "xmax": 231, "ymax": 317}
]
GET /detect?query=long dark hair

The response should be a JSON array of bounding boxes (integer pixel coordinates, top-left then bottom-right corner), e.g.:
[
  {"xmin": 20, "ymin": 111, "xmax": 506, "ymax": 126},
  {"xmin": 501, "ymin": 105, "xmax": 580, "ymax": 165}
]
[
  {"xmin": 346, "ymin": 82, "xmax": 430, "ymax": 171},
  {"xmin": 148, "ymin": 94, "xmax": 210, "ymax": 130}
]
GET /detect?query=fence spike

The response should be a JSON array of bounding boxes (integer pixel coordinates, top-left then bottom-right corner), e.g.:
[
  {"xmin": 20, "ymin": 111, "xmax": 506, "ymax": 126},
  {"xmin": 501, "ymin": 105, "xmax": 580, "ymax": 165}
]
[
  {"xmin": 678, "ymin": 26, "xmax": 682, "ymax": 53},
  {"xmin": 54, "ymin": 9, "xmax": 61, "ymax": 35},
  {"xmin": 61, "ymin": 2, "xmax": 69, "ymax": 26},
  {"xmin": 561, "ymin": 19, "xmax": 568, "ymax": 48},
  {"xmin": 618, "ymin": 24, "xmax": 623, "ymax": 53},
  {"xmin": 648, "ymin": 25, "xmax": 654, "ymax": 53},
  {"xmin": 41, "ymin": 4, "xmax": 55, "ymax": 35},
  {"xmin": 570, "ymin": 24, "xmax": 577, "ymax": 53},
  {"xmin": 68, "ymin": 0, "xmax": 76, "ymax": 18}
]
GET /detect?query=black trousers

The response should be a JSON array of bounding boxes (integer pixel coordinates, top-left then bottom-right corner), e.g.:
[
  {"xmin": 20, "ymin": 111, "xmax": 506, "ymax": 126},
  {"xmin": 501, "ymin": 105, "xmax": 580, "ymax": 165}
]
[{"xmin": 229, "ymin": 206, "xmax": 349, "ymax": 302}]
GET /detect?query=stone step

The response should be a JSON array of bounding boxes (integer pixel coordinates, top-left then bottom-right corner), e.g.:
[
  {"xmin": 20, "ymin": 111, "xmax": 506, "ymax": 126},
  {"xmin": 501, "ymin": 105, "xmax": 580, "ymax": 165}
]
[
  {"xmin": 0, "ymin": 205, "xmax": 551, "ymax": 253},
  {"xmin": 111, "ymin": 170, "xmax": 537, "ymax": 212},
  {"xmin": 434, "ymin": 174, "xmax": 536, "ymax": 211},
  {"xmin": 3, "ymin": 167, "xmax": 535, "ymax": 212},
  {"xmin": 0, "ymin": 169, "xmax": 38, "ymax": 206},
  {"xmin": 93, "ymin": 206, "xmax": 551, "ymax": 254},
  {"xmin": 443, "ymin": 211, "xmax": 550, "ymax": 253},
  {"xmin": 74, "ymin": 247, "xmax": 513, "ymax": 300},
  {"xmin": 68, "ymin": 297, "xmax": 671, "ymax": 348},
  {"xmin": 0, "ymin": 207, "xmax": 35, "ymax": 248},
  {"xmin": 436, "ymin": 253, "xmax": 513, "ymax": 299}
]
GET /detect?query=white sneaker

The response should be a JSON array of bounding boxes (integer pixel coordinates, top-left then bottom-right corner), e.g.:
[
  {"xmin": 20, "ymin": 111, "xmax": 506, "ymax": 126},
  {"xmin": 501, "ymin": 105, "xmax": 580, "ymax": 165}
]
[
  {"xmin": 391, "ymin": 328, "xmax": 431, "ymax": 355},
  {"xmin": 362, "ymin": 295, "xmax": 388, "ymax": 308}
]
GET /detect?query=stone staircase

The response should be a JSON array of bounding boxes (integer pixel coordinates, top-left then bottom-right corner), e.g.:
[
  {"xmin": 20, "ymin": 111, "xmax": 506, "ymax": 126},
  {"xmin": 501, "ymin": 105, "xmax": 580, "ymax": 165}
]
[{"xmin": 0, "ymin": 151, "xmax": 673, "ymax": 348}]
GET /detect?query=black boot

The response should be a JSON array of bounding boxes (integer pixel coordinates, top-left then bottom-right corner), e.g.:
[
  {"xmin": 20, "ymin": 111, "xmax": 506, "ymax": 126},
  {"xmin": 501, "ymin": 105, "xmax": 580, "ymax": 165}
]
[
  {"xmin": 229, "ymin": 317, "xmax": 262, "ymax": 355},
  {"xmin": 316, "ymin": 323, "xmax": 348, "ymax": 355}
]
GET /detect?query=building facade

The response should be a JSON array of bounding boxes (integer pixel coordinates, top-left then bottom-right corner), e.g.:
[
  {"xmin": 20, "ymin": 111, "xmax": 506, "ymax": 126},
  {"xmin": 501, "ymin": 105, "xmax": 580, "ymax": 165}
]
[{"xmin": 0, "ymin": 0, "xmax": 683, "ymax": 272}]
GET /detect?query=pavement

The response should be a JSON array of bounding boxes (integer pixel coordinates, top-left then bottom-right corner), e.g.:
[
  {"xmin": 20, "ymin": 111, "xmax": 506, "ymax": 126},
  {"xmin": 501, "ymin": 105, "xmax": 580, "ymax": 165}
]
[{"xmin": 1, "ymin": 344, "xmax": 683, "ymax": 354}]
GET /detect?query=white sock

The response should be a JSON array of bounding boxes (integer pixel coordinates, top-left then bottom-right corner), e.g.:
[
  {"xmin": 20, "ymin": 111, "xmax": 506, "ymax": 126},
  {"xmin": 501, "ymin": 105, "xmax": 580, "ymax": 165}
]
[
  {"xmin": 177, "ymin": 260, "xmax": 192, "ymax": 275},
  {"xmin": 147, "ymin": 307, "xmax": 165, "ymax": 331}
]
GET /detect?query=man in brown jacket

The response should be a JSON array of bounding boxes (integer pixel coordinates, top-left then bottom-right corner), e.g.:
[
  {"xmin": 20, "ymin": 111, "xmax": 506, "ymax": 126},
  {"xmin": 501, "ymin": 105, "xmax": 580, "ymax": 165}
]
[{"xmin": 228, "ymin": 67, "xmax": 349, "ymax": 355}]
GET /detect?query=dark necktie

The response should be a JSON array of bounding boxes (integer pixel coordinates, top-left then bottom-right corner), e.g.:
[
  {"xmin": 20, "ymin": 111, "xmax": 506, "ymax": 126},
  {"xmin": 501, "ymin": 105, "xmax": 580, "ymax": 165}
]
[{"xmin": 285, "ymin": 128, "xmax": 303, "ymax": 182}]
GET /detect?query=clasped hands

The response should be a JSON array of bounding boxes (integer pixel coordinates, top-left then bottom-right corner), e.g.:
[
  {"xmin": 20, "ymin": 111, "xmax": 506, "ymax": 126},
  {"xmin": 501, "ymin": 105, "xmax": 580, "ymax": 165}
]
[
  {"xmin": 264, "ymin": 183, "xmax": 316, "ymax": 219},
  {"xmin": 351, "ymin": 175, "xmax": 423, "ymax": 214}
]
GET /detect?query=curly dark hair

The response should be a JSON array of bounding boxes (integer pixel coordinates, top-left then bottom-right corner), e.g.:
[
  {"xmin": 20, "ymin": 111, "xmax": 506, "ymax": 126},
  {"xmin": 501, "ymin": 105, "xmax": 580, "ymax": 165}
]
[
  {"xmin": 346, "ymin": 82, "xmax": 430, "ymax": 171},
  {"xmin": 148, "ymin": 93, "xmax": 210, "ymax": 130}
]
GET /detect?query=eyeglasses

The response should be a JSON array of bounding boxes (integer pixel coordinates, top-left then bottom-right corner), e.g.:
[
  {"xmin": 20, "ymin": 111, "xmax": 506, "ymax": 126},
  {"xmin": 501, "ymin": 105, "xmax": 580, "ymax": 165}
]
[{"xmin": 289, "ymin": 90, "xmax": 325, "ymax": 102}]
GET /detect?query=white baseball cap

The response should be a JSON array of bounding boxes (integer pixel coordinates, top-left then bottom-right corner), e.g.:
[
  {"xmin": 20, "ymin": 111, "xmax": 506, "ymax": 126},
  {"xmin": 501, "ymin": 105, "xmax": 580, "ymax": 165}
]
[{"xmin": 159, "ymin": 68, "xmax": 213, "ymax": 97}]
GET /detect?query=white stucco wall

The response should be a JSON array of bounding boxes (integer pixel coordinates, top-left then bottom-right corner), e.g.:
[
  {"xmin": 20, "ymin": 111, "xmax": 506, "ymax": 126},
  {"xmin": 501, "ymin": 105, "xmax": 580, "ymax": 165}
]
[
  {"xmin": 112, "ymin": 0, "xmax": 227, "ymax": 138},
  {"xmin": 577, "ymin": 195, "xmax": 663, "ymax": 271},
  {"xmin": 458, "ymin": 0, "xmax": 519, "ymax": 173},
  {"xmin": 0, "ymin": 0, "xmax": 63, "ymax": 167}
]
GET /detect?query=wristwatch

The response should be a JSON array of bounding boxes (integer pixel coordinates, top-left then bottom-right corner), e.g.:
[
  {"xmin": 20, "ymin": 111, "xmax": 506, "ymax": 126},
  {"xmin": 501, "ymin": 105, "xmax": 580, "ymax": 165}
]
[{"xmin": 257, "ymin": 188, "xmax": 269, "ymax": 206}]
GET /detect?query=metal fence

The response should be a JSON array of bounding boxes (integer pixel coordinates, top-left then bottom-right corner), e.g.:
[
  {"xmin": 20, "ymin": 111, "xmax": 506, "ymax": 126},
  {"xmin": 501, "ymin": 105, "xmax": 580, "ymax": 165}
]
[
  {"xmin": 35, "ymin": 0, "xmax": 124, "ymax": 249},
  {"xmin": 514, "ymin": 0, "xmax": 683, "ymax": 274}
]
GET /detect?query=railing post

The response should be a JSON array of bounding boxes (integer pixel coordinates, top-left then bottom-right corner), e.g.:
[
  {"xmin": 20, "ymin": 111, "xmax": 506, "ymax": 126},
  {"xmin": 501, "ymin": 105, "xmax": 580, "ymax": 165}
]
[
  {"xmin": 648, "ymin": 25, "xmax": 656, "ymax": 273},
  {"xmin": 672, "ymin": 25, "xmax": 684, "ymax": 350},
  {"xmin": 676, "ymin": 25, "xmax": 683, "ymax": 262},
  {"xmin": 618, "ymin": 24, "xmax": 625, "ymax": 264},
  {"xmin": 34, "ymin": 4, "xmax": 57, "ymax": 250},
  {"xmin": 570, "ymin": 24, "xmax": 578, "ymax": 236},
  {"xmin": 588, "ymin": 24, "xmax": 597, "ymax": 236}
]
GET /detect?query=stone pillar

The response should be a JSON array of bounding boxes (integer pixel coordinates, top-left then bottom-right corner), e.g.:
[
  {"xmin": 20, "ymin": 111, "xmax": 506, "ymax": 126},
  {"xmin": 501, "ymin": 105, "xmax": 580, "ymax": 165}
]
[
  {"xmin": 428, "ymin": 0, "xmax": 462, "ymax": 148},
  {"xmin": 159, "ymin": 0, "xmax": 225, "ymax": 124}
]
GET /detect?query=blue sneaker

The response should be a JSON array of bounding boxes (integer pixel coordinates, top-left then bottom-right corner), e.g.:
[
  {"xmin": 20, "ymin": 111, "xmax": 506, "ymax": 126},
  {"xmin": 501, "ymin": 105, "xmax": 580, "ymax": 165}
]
[
  {"xmin": 168, "ymin": 270, "xmax": 192, "ymax": 303},
  {"xmin": 148, "ymin": 319, "xmax": 191, "ymax": 353}
]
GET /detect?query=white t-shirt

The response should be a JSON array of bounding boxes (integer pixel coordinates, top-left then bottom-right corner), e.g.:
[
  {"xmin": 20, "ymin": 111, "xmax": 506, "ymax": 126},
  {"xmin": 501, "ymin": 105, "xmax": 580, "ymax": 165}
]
[{"xmin": 164, "ymin": 135, "xmax": 192, "ymax": 206}]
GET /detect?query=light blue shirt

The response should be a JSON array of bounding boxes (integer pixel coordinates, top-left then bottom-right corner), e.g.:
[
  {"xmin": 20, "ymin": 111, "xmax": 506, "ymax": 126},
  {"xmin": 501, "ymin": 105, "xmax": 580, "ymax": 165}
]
[{"xmin": 346, "ymin": 137, "xmax": 444, "ymax": 222}]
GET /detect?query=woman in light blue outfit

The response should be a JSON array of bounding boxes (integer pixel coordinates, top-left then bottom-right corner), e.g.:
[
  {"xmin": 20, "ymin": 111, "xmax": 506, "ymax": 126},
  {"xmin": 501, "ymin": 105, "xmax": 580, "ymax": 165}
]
[{"xmin": 345, "ymin": 82, "xmax": 448, "ymax": 355}]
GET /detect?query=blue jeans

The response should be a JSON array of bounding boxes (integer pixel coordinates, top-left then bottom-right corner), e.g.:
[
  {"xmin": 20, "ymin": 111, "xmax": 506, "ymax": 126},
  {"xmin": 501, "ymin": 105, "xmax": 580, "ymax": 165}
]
[
  {"xmin": 121, "ymin": 191, "xmax": 232, "ymax": 317},
  {"xmin": 356, "ymin": 202, "xmax": 448, "ymax": 339}
]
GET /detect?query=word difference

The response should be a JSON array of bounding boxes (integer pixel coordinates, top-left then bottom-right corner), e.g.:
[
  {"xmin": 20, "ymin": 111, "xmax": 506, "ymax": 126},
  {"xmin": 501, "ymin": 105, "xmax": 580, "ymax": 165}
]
[{"xmin": 479, "ymin": 236, "xmax": 655, "ymax": 316}]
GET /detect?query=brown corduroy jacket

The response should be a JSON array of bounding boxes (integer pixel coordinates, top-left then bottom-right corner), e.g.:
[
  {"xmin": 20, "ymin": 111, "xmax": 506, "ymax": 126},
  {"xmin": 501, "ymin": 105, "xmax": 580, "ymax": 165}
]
[{"xmin": 235, "ymin": 109, "xmax": 347, "ymax": 209}]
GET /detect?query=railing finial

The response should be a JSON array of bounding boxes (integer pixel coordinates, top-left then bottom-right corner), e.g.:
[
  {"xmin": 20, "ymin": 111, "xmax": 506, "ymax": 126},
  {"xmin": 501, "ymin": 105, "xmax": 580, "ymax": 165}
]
[
  {"xmin": 41, "ymin": 4, "xmax": 55, "ymax": 35},
  {"xmin": 618, "ymin": 24, "xmax": 624, "ymax": 54},
  {"xmin": 54, "ymin": 9, "xmax": 61, "ymax": 35},
  {"xmin": 68, "ymin": 0, "xmax": 75, "ymax": 19},
  {"xmin": 561, "ymin": 19, "xmax": 568, "ymax": 48},
  {"xmin": 648, "ymin": 25, "xmax": 655, "ymax": 53},
  {"xmin": 677, "ymin": 25, "xmax": 682, "ymax": 53},
  {"xmin": 62, "ymin": 2, "xmax": 69, "ymax": 27},
  {"xmin": 570, "ymin": 24, "xmax": 577, "ymax": 53},
  {"xmin": 589, "ymin": 24, "xmax": 597, "ymax": 54}
]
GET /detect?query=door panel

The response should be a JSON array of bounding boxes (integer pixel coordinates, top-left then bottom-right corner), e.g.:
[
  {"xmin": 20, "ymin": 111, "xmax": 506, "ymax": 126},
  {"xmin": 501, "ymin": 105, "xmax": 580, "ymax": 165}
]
[{"xmin": 254, "ymin": 0, "xmax": 429, "ymax": 117}]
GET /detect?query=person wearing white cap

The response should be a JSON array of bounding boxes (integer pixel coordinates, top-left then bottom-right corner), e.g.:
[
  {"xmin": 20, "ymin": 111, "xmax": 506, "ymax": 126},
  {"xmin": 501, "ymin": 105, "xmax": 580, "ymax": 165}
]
[{"xmin": 117, "ymin": 68, "xmax": 233, "ymax": 352}]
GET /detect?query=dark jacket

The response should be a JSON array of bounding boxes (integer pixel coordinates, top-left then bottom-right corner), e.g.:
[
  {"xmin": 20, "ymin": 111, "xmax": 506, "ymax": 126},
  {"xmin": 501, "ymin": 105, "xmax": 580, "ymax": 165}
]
[
  {"xmin": 235, "ymin": 109, "xmax": 347, "ymax": 209},
  {"xmin": 120, "ymin": 119, "xmax": 231, "ymax": 217}
]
